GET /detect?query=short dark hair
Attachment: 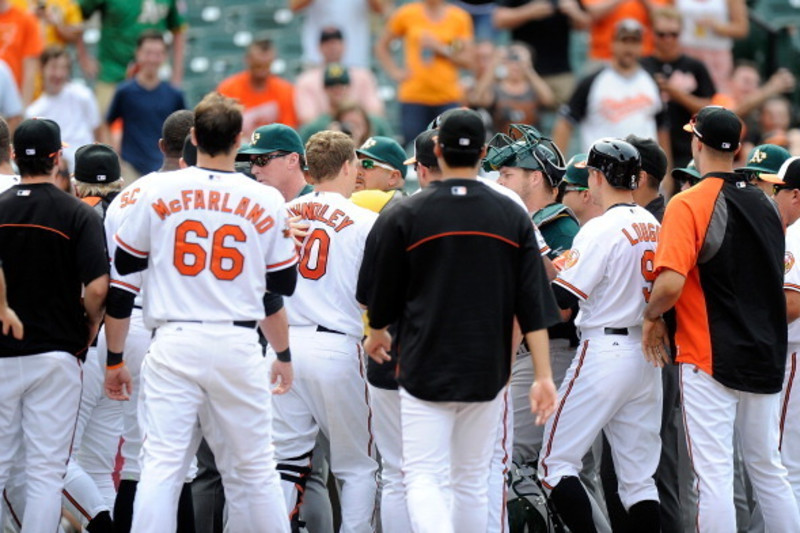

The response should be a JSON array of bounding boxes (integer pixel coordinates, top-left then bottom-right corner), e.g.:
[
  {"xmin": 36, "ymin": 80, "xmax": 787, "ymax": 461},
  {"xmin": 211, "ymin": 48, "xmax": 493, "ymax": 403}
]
[
  {"xmin": 441, "ymin": 147, "xmax": 482, "ymax": 168},
  {"xmin": 193, "ymin": 92, "xmax": 243, "ymax": 157},
  {"xmin": 137, "ymin": 30, "xmax": 166, "ymax": 50},
  {"xmin": 0, "ymin": 118, "xmax": 9, "ymax": 165},
  {"xmin": 249, "ymin": 39, "xmax": 273, "ymax": 53},
  {"xmin": 40, "ymin": 46, "xmax": 70, "ymax": 69},
  {"xmin": 161, "ymin": 110, "xmax": 194, "ymax": 158},
  {"xmin": 15, "ymin": 155, "xmax": 56, "ymax": 178}
]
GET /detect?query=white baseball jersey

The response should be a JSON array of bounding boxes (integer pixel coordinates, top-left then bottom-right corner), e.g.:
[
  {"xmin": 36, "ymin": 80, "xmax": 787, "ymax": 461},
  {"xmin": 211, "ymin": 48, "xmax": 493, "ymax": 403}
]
[
  {"xmin": 478, "ymin": 176, "xmax": 550, "ymax": 256},
  {"xmin": 0, "ymin": 173, "xmax": 19, "ymax": 194},
  {"xmin": 115, "ymin": 166, "xmax": 297, "ymax": 328},
  {"xmin": 553, "ymin": 203, "xmax": 660, "ymax": 331},
  {"xmin": 785, "ymin": 221, "xmax": 800, "ymax": 345},
  {"xmin": 284, "ymin": 191, "xmax": 377, "ymax": 337}
]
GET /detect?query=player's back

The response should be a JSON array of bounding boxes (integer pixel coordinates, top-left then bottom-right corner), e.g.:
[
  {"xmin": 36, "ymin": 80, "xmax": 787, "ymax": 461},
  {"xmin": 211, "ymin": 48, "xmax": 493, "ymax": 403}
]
[
  {"xmin": 284, "ymin": 191, "xmax": 377, "ymax": 337},
  {"xmin": 563, "ymin": 203, "xmax": 659, "ymax": 331},
  {"xmin": 114, "ymin": 166, "xmax": 296, "ymax": 326}
]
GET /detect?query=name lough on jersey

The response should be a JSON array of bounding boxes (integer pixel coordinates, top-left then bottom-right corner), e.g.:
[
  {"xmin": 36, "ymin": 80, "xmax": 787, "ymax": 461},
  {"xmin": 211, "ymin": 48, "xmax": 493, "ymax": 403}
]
[
  {"xmin": 151, "ymin": 190, "xmax": 275, "ymax": 233},
  {"xmin": 287, "ymin": 201, "xmax": 355, "ymax": 232},
  {"xmin": 622, "ymin": 222, "xmax": 659, "ymax": 245}
]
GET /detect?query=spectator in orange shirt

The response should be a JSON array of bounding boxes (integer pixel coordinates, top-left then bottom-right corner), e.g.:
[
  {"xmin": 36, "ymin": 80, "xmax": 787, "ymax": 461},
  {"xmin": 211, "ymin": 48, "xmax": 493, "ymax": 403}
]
[
  {"xmin": 583, "ymin": 0, "xmax": 667, "ymax": 64},
  {"xmin": 217, "ymin": 39, "xmax": 298, "ymax": 138},
  {"xmin": 375, "ymin": 0, "xmax": 475, "ymax": 143},
  {"xmin": 0, "ymin": 0, "xmax": 44, "ymax": 104},
  {"xmin": 11, "ymin": 0, "xmax": 83, "ymax": 47}
]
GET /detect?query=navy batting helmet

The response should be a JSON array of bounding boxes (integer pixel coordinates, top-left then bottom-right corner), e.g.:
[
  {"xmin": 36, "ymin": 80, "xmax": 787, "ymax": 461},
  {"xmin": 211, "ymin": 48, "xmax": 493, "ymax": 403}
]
[{"xmin": 586, "ymin": 138, "xmax": 641, "ymax": 190}]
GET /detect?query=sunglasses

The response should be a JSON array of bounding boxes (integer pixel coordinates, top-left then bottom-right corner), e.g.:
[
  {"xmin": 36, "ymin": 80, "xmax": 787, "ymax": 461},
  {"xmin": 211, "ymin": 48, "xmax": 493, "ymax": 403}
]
[
  {"xmin": 360, "ymin": 158, "xmax": 395, "ymax": 171},
  {"xmin": 563, "ymin": 185, "xmax": 588, "ymax": 193},
  {"xmin": 251, "ymin": 152, "xmax": 289, "ymax": 167},
  {"xmin": 773, "ymin": 185, "xmax": 796, "ymax": 195},
  {"xmin": 655, "ymin": 31, "xmax": 680, "ymax": 39}
]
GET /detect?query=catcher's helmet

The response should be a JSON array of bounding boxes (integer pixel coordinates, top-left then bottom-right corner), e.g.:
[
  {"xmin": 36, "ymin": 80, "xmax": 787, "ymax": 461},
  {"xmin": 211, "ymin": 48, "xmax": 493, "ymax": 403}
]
[
  {"xmin": 586, "ymin": 138, "xmax": 641, "ymax": 190},
  {"xmin": 483, "ymin": 124, "xmax": 566, "ymax": 188}
]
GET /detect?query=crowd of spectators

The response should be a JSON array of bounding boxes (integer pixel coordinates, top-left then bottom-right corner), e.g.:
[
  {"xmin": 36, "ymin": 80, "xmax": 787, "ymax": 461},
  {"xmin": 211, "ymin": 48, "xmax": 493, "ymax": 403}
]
[{"xmin": 0, "ymin": 0, "xmax": 797, "ymax": 187}]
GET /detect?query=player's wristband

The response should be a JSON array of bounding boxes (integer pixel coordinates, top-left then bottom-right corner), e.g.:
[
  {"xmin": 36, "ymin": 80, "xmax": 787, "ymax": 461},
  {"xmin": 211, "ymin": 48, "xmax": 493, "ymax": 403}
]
[
  {"xmin": 276, "ymin": 347, "xmax": 291, "ymax": 363},
  {"xmin": 107, "ymin": 350, "xmax": 124, "ymax": 368}
]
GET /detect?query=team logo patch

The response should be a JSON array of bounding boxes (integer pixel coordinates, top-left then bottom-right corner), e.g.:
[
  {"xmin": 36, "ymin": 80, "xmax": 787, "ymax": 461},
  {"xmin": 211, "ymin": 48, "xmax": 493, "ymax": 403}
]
[
  {"xmin": 554, "ymin": 249, "xmax": 580, "ymax": 271},
  {"xmin": 451, "ymin": 186, "xmax": 467, "ymax": 196},
  {"xmin": 750, "ymin": 149, "xmax": 767, "ymax": 164},
  {"xmin": 16, "ymin": 190, "xmax": 30, "ymax": 196},
  {"xmin": 360, "ymin": 137, "xmax": 378, "ymax": 150},
  {"xmin": 786, "ymin": 251, "xmax": 795, "ymax": 274}
]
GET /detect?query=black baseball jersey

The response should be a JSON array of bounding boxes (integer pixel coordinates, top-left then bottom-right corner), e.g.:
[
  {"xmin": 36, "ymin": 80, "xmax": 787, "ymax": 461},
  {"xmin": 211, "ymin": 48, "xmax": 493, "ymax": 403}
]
[
  {"xmin": 358, "ymin": 178, "xmax": 560, "ymax": 402},
  {"xmin": 0, "ymin": 183, "xmax": 108, "ymax": 359}
]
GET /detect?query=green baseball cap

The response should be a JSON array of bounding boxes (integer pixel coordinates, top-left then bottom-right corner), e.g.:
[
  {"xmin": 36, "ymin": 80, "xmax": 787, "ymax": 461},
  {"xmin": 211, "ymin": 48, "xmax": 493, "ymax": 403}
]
[
  {"xmin": 736, "ymin": 144, "xmax": 790, "ymax": 177},
  {"xmin": 324, "ymin": 63, "xmax": 350, "ymax": 87},
  {"xmin": 238, "ymin": 124, "xmax": 305, "ymax": 156},
  {"xmin": 672, "ymin": 159, "xmax": 701, "ymax": 186},
  {"xmin": 356, "ymin": 136, "xmax": 408, "ymax": 179},
  {"xmin": 564, "ymin": 153, "xmax": 589, "ymax": 188}
]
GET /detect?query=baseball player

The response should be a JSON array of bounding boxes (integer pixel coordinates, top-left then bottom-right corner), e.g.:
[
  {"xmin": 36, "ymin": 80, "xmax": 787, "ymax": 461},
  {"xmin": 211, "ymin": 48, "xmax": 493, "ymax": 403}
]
[
  {"xmin": 355, "ymin": 135, "xmax": 407, "ymax": 193},
  {"xmin": 271, "ymin": 130, "xmax": 378, "ymax": 533},
  {"xmin": 736, "ymin": 143, "xmax": 791, "ymax": 196},
  {"xmin": 559, "ymin": 154, "xmax": 603, "ymax": 227},
  {"xmin": 539, "ymin": 139, "xmax": 663, "ymax": 533},
  {"xmin": 110, "ymin": 92, "xmax": 297, "ymax": 533}
]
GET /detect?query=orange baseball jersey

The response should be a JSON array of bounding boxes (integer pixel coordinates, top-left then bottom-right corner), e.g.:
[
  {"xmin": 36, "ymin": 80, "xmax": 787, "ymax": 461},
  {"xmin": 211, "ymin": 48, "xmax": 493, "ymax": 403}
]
[{"xmin": 115, "ymin": 166, "xmax": 297, "ymax": 327}]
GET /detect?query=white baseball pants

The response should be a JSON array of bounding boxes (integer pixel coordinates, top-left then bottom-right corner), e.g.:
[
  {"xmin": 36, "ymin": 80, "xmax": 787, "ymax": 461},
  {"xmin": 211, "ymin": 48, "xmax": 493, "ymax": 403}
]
[
  {"xmin": 131, "ymin": 322, "xmax": 289, "ymax": 533},
  {"xmin": 271, "ymin": 326, "xmax": 377, "ymax": 533},
  {"xmin": 0, "ymin": 352, "xmax": 82, "ymax": 533},
  {"xmin": 781, "ymin": 348, "xmax": 800, "ymax": 508},
  {"xmin": 368, "ymin": 385, "xmax": 412, "ymax": 533},
  {"xmin": 680, "ymin": 363, "xmax": 800, "ymax": 533},
  {"xmin": 539, "ymin": 334, "xmax": 662, "ymax": 510},
  {"xmin": 400, "ymin": 387, "xmax": 504, "ymax": 533},
  {"xmin": 487, "ymin": 387, "xmax": 511, "ymax": 533}
]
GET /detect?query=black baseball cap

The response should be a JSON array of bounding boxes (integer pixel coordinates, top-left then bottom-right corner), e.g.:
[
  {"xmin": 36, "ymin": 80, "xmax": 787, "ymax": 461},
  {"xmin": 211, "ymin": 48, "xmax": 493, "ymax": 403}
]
[
  {"xmin": 182, "ymin": 134, "xmax": 197, "ymax": 166},
  {"xmin": 762, "ymin": 157, "xmax": 800, "ymax": 190},
  {"xmin": 625, "ymin": 134, "xmax": 667, "ymax": 180},
  {"xmin": 404, "ymin": 130, "xmax": 438, "ymax": 168},
  {"xmin": 683, "ymin": 106, "xmax": 742, "ymax": 152},
  {"xmin": 14, "ymin": 118, "xmax": 63, "ymax": 158},
  {"xmin": 437, "ymin": 109, "xmax": 485, "ymax": 152},
  {"xmin": 74, "ymin": 143, "xmax": 121, "ymax": 184},
  {"xmin": 323, "ymin": 63, "xmax": 350, "ymax": 87},
  {"xmin": 320, "ymin": 27, "xmax": 343, "ymax": 43}
]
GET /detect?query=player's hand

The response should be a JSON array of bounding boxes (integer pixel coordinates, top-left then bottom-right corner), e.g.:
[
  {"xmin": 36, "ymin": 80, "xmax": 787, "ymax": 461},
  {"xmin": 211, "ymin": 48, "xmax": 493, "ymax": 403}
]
[
  {"xmin": 642, "ymin": 316, "xmax": 670, "ymax": 368},
  {"xmin": 364, "ymin": 328, "xmax": 392, "ymax": 364},
  {"xmin": 105, "ymin": 364, "xmax": 133, "ymax": 401},
  {"xmin": 0, "ymin": 305, "xmax": 23, "ymax": 340},
  {"xmin": 287, "ymin": 215, "xmax": 311, "ymax": 248},
  {"xmin": 270, "ymin": 360, "xmax": 293, "ymax": 395},
  {"xmin": 530, "ymin": 378, "xmax": 558, "ymax": 425}
]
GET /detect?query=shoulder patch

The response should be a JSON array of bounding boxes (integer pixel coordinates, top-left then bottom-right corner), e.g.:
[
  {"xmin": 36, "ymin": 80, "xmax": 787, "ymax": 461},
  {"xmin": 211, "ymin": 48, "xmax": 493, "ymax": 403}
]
[
  {"xmin": 786, "ymin": 251, "xmax": 795, "ymax": 274},
  {"xmin": 553, "ymin": 249, "xmax": 580, "ymax": 272}
]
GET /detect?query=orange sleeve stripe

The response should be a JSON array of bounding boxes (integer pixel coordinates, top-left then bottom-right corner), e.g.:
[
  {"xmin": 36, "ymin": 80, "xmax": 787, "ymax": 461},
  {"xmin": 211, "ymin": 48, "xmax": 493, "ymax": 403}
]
[
  {"xmin": 111, "ymin": 279, "xmax": 141, "ymax": 293},
  {"xmin": 553, "ymin": 278, "xmax": 588, "ymax": 300},
  {"xmin": 114, "ymin": 235, "xmax": 149, "ymax": 257},
  {"xmin": 785, "ymin": 283, "xmax": 800, "ymax": 293},
  {"xmin": 267, "ymin": 253, "xmax": 298, "ymax": 270},
  {"xmin": 0, "ymin": 223, "xmax": 70, "ymax": 240},
  {"xmin": 407, "ymin": 231, "xmax": 520, "ymax": 252}
]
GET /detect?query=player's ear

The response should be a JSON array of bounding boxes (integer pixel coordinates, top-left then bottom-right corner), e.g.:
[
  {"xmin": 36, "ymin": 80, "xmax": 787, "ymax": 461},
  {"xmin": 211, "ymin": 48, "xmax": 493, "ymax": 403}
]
[
  {"xmin": 388, "ymin": 169, "xmax": 402, "ymax": 189},
  {"xmin": 158, "ymin": 138, "xmax": 166, "ymax": 156},
  {"xmin": 190, "ymin": 127, "xmax": 198, "ymax": 147}
]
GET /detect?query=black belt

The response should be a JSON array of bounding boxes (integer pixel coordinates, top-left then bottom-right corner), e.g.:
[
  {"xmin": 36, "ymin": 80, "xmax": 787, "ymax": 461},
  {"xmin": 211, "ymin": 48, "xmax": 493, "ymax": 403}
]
[
  {"xmin": 316, "ymin": 325, "xmax": 345, "ymax": 335},
  {"xmin": 604, "ymin": 327, "xmax": 629, "ymax": 336},
  {"xmin": 133, "ymin": 304, "xmax": 143, "ymax": 310},
  {"xmin": 166, "ymin": 320, "xmax": 257, "ymax": 329}
]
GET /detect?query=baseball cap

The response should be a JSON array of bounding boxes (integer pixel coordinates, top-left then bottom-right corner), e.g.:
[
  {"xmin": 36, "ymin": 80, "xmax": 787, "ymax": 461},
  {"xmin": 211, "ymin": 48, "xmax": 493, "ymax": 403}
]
[
  {"xmin": 624, "ymin": 134, "xmax": 667, "ymax": 180},
  {"xmin": 564, "ymin": 153, "xmax": 589, "ymax": 188},
  {"xmin": 403, "ymin": 129, "xmax": 438, "ymax": 168},
  {"xmin": 736, "ymin": 144, "xmax": 791, "ymax": 180},
  {"xmin": 238, "ymin": 124, "xmax": 305, "ymax": 156},
  {"xmin": 356, "ymin": 136, "xmax": 408, "ymax": 179},
  {"xmin": 614, "ymin": 18, "xmax": 644, "ymax": 40},
  {"xmin": 762, "ymin": 157, "xmax": 800, "ymax": 189},
  {"xmin": 73, "ymin": 143, "xmax": 121, "ymax": 184},
  {"xmin": 13, "ymin": 118, "xmax": 63, "ymax": 158},
  {"xmin": 672, "ymin": 160, "xmax": 701, "ymax": 186},
  {"xmin": 182, "ymin": 134, "xmax": 197, "ymax": 166},
  {"xmin": 683, "ymin": 106, "xmax": 742, "ymax": 152},
  {"xmin": 323, "ymin": 63, "xmax": 350, "ymax": 87},
  {"xmin": 437, "ymin": 109, "xmax": 485, "ymax": 153},
  {"xmin": 320, "ymin": 27, "xmax": 343, "ymax": 43}
]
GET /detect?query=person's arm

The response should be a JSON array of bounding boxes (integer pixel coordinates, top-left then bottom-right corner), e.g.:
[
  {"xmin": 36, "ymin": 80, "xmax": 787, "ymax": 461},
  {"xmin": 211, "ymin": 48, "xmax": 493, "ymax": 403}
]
[
  {"xmin": 642, "ymin": 269, "xmax": 685, "ymax": 366},
  {"xmin": 260, "ymin": 304, "xmax": 293, "ymax": 395},
  {"xmin": 289, "ymin": 0, "xmax": 313, "ymax": 11},
  {"xmin": 733, "ymin": 69, "xmax": 796, "ymax": 118},
  {"xmin": 560, "ymin": 0, "xmax": 590, "ymax": 29},
  {"xmin": 584, "ymin": 0, "xmax": 626, "ymax": 20},
  {"xmin": 655, "ymin": 74, "xmax": 712, "ymax": 115},
  {"xmin": 525, "ymin": 67, "xmax": 556, "ymax": 109},
  {"xmin": 697, "ymin": 0, "xmax": 748, "ymax": 39},
  {"xmin": 42, "ymin": 7, "xmax": 83, "ymax": 44},
  {"xmin": 367, "ymin": 0, "xmax": 389, "ymax": 15},
  {"xmin": 84, "ymin": 274, "xmax": 109, "ymax": 346},
  {"xmin": 170, "ymin": 29, "xmax": 186, "ymax": 87},
  {"xmin": 525, "ymin": 328, "xmax": 557, "ymax": 425},
  {"xmin": 104, "ymin": 310, "xmax": 133, "ymax": 401},
  {"xmin": 786, "ymin": 289, "xmax": 800, "ymax": 324},
  {"xmin": 468, "ymin": 49, "xmax": 501, "ymax": 109},
  {"xmin": 21, "ymin": 57, "xmax": 38, "ymax": 106},
  {"xmin": 493, "ymin": 1, "xmax": 556, "ymax": 29},
  {"xmin": 419, "ymin": 31, "xmax": 475, "ymax": 70},
  {"xmin": 0, "ymin": 266, "xmax": 23, "ymax": 340},
  {"xmin": 375, "ymin": 26, "xmax": 407, "ymax": 84}
]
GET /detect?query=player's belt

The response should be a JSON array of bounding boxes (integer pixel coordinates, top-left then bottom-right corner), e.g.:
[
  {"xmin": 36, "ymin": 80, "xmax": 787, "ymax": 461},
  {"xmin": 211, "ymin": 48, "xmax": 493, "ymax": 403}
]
[
  {"xmin": 604, "ymin": 327, "xmax": 629, "ymax": 335},
  {"xmin": 165, "ymin": 320, "xmax": 257, "ymax": 329},
  {"xmin": 316, "ymin": 325, "xmax": 345, "ymax": 335}
]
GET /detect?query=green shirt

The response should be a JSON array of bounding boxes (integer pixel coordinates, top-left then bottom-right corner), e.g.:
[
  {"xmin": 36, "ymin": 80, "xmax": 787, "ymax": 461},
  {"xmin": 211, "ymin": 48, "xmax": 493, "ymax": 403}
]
[
  {"xmin": 80, "ymin": 0, "xmax": 186, "ymax": 83},
  {"xmin": 532, "ymin": 203, "xmax": 579, "ymax": 259}
]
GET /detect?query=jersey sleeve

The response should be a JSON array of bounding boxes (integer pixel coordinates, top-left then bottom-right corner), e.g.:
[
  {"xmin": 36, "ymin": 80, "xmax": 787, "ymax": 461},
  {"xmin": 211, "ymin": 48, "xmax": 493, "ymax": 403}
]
[
  {"xmin": 654, "ymin": 196, "xmax": 699, "ymax": 277},
  {"xmin": 364, "ymin": 209, "xmax": 409, "ymax": 330},
  {"xmin": 105, "ymin": 201, "xmax": 142, "ymax": 296},
  {"xmin": 22, "ymin": 11, "xmax": 44, "ymax": 59},
  {"xmin": 534, "ymin": 223, "xmax": 550, "ymax": 256},
  {"xmin": 552, "ymin": 222, "xmax": 610, "ymax": 301},
  {"xmin": 74, "ymin": 205, "xmax": 110, "ymax": 284},
  {"xmin": 263, "ymin": 193, "xmax": 298, "ymax": 273},
  {"xmin": 559, "ymin": 70, "xmax": 597, "ymax": 124},
  {"xmin": 786, "ymin": 229, "xmax": 800, "ymax": 293},
  {"xmin": 387, "ymin": 5, "xmax": 409, "ymax": 37},
  {"xmin": 115, "ymin": 189, "xmax": 152, "ymax": 260},
  {"xmin": 166, "ymin": 0, "xmax": 188, "ymax": 31}
]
